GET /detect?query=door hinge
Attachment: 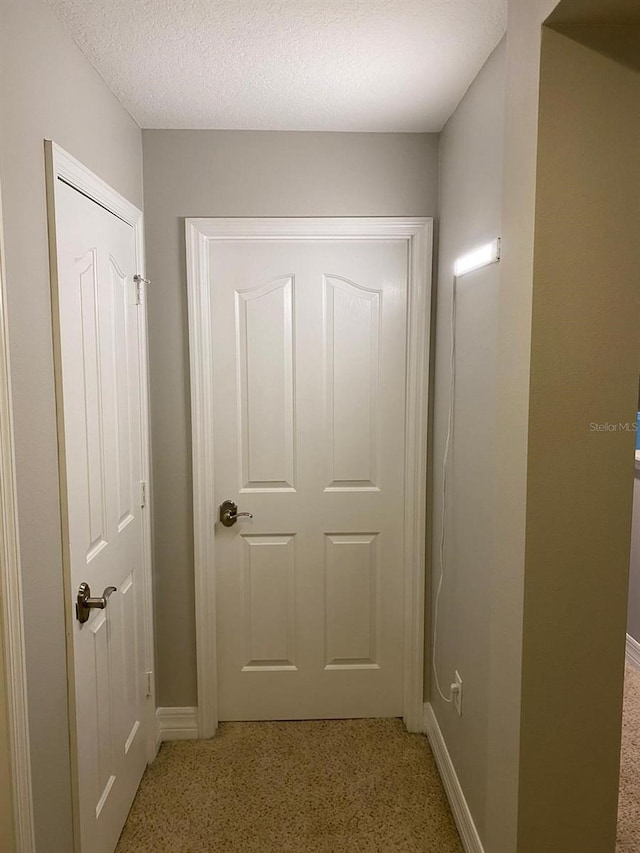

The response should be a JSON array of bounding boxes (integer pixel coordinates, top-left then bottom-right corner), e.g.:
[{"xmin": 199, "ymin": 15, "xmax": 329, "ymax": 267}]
[
  {"xmin": 145, "ymin": 671, "xmax": 153, "ymax": 698},
  {"xmin": 140, "ymin": 481, "xmax": 147, "ymax": 508},
  {"xmin": 134, "ymin": 274, "xmax": 150, "ymax": 305}
]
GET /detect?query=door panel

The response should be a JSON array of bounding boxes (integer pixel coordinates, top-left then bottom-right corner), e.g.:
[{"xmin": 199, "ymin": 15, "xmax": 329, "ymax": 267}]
[
  {"xmin": 236, "ymin": 276, "xmax": 295, "ymax": 491},
  {"xmin": 325, "ymin": 532, "xmax": 380, "ymax": 668},
  {"xmin": 54, "ymin": 179, "xmax": 147, "ymax": 853},
  {"xmin": 241, "ymin": 534, "xmax": 297, "ymax": 669},
  {"xmin": 212, "ymin": 239, "xmax": 407, "ymax": 721},
  {"xmin": 324, "ymin": 275, "xmax": 380, "ymax": 489}
]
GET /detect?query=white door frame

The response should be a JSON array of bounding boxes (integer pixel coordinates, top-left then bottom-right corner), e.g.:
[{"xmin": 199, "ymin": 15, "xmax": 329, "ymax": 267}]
[
  {"xmin": 44, "ymin": 142, "xmax": 157, "ymax": 846},
  {"xmin": 186, "ymin": 217, "xmax": 433, "ymax": 737},
  {"xmin": 0, "ymin": 149, "xmax": 36, "ymax": 852}
]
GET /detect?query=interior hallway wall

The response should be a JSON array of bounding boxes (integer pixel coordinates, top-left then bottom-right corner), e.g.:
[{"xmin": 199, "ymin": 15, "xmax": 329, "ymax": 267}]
[
  {"xmin": 0, "ymin": 0, "xmax": 143, "ymax": 848},
  {"xmin": 428, "ymin": 1, "xmax": 639, "ymax": 849},
  {"xmin": 141, "ymin": 129, "xmax": 439, "ymax": 708},
  {"xmin": 518, "ymin": 24, "xmax": 640, "ymax": 850},
  {"xmin": 430, "ymin": 38, "xmax": 506, "ymax": 848},
  {"xmin": 477, "ymin": 2, "xmax": 561, "ymax": 850}
]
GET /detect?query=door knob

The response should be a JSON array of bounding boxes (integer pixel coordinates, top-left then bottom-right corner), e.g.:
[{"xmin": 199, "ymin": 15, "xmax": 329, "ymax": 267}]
[
  {"xmin": 76, "ymin": 582, "xmax": 117, "ymax": 624},
  {"xmin": 219, "ymin": 500, "xmax": 253, "ymax": 527}
]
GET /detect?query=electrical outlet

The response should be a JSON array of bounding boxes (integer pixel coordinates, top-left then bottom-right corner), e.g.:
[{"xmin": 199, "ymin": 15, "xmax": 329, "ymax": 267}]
[{"xmin": 453, "ymin": 671, "xmax": 463, "ymax": 717}]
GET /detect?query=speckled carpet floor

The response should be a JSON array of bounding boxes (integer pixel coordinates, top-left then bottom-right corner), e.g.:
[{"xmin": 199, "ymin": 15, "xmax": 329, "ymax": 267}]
[
  {"xmin": 618, "ymin": 665, "xmax": 640, "ymax": 852},
  {"xmin": 115, "ymin": 718, "xmax": 463, "ymax": 852}
]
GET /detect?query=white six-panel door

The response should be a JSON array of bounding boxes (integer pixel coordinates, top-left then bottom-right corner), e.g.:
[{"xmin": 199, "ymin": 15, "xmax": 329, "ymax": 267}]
[
  {"xmin": 53, "ymin": 178, "xmax": 148, "ymax": 853},
  {"xmin": 210, "ymin": 238, "xmax": 409, "ymax": 720}
]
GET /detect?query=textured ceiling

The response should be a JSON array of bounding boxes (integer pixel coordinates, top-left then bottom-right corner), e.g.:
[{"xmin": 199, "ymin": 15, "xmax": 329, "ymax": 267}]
[{"xmin": 45, "ymin": 0, "xmax": 507, "ymax": 132}]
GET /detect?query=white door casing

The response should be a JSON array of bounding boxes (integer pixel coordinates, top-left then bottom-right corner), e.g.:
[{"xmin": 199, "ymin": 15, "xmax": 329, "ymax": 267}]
[
  {"xmin": 0, "ymin": 148, "xmax": 36, "ymax": 853},
  {"xmin": 45, "ymin": 143, "xmax": 155, "ymax": 853},
  {"xmin": 186, "ymin": 218, "xmax": 432, "ymax": 735}
]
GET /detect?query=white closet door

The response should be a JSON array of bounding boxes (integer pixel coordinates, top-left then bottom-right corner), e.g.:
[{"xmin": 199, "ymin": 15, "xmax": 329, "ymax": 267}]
[{"xmin": 55, "ymin": 179, "xmax": 147, "ymax": 853}]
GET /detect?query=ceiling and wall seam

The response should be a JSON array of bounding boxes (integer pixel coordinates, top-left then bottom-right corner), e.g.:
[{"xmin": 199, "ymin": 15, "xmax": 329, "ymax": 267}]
[{"xmin": 44, "ymin": 0, "xmax": 506, "ymax": 132}]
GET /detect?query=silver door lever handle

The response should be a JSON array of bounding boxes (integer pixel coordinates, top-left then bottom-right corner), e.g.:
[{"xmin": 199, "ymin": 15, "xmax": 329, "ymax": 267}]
[
  {"xmin": 219, "ymin": 500, "xmax": 253, "ymax": 527},
  {"xmin": 76, "ymin": 582, "xmax": 117, "ymax": 624}
]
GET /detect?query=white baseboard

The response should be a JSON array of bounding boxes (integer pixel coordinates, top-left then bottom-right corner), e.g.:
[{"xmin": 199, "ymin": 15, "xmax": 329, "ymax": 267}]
[
  {"xmin": 423, "ymin": 703, "xmax": 485, "ymax": 853},
  {"xmin": 156, "ymin": 707, "xmax": 199, "ymax": 745},
  {"xmin": 626, "ymin": 634, "xmax": 640, "ymax": 670}
]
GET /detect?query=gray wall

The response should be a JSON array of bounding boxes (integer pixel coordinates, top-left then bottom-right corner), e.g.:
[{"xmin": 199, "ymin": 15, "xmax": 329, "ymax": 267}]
[
  {"xmin": 627, "ymin": 471, "xmax": 640, "ymax": 642},
  {"xmin": 141, "ymin": 129, "xmax": 440, "ymax": 707},
  {"xmin": 0, "ymin": 0, "xmax": 143, "ymax": 848},
  {"xmin": 482, "ymin": 2, "xmax": 560, "ymax": 849},
  {"xmin": 430, "ymin": 39, "xmax": 506, "ymax": 847}
]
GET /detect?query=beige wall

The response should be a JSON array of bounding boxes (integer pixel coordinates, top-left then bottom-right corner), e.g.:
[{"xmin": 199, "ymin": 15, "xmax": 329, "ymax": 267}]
[
  {"xmin": 430, "ymin": 39, "xmax": 506, "ymax": 847},
  {"xmin": 141, "ymin": 129, "xmax": 440, "ymax": 706},
  {"xmin": 0, "ymin": 0, "xmax": 143, "ymax": 848},
  {"xmin": 0, "ymin": 605, "xmax": 15, "ymax": 853},
  {"xmin": 547, "ymin": 0, "xmax": 640, "ymax": 23},
  {"xmin": 518, "ymin": 27, "xmax": 640, "ymax": 850}
]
